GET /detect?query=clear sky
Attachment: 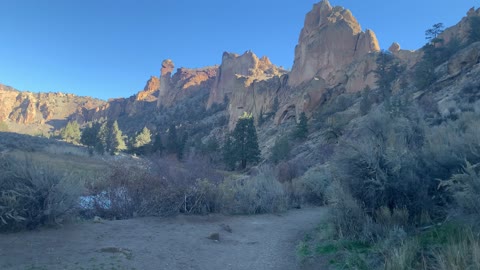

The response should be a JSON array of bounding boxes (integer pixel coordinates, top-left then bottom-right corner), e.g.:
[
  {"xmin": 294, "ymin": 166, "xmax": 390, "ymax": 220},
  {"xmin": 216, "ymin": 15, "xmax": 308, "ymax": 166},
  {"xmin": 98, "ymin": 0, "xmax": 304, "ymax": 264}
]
[{"xmin": 0, "ymin": 0, "xmax": 477, "ymax": 100}]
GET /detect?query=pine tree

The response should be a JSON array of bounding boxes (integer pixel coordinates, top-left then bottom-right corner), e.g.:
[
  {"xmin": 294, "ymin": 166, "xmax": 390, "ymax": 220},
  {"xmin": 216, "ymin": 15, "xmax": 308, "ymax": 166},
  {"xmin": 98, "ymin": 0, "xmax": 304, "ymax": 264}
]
[
  {"xmin": 232, "ymin": 112, "xmax": 261, "ymax": 169},
  {"xmin": 81, "ymin": 122, "xmax": 100, "ymax": 147},
  {"xmin": 294, "ymin": 112, "xmax": 308, "ymax": 140},
  {"xmin": 109, "ymin": 120, "xmax": 126, "ymax": 155},
  {"xmin": 133, "ymin": 126, "xmax": 152, "ymax": 148},
  {"xmin": 95, "ymin": 121, "xmax": 109, "ymax": 155},
  {"xmin": 60, "ymin": 121, "xmax": 81, "ymax": 144},
  {"xmin": 425, "ymin": 23, "xmax": 444, "ymax": 44}
]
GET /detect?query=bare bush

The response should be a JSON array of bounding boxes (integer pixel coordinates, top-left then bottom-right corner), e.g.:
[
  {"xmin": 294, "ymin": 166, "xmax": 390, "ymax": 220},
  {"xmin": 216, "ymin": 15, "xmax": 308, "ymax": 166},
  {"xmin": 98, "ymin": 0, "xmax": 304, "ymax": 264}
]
[
  {"xmin": 87, "ymin": 157, "xmax": 223, "ymax": 219},
  {"xmin": 275, "ymin": 161, "xmax": 299, "ymax": 183},
  {"xmin": 440, "ymin": 161, "xmax": 480, "ymax": 219},
  {"xmin": 291, "ymin": 165, "xmax": 331, "ymax": 205},
  {"xmin": 326, "ymin": 180, "xmax": 372, "ymax": 240},
  {"xmin": 219, "ymin": 166, "xmax": 288, "ymax": 214},
  {"xmin": 0, "ymin": 156, "xmax": 83, "ymax": 231}
]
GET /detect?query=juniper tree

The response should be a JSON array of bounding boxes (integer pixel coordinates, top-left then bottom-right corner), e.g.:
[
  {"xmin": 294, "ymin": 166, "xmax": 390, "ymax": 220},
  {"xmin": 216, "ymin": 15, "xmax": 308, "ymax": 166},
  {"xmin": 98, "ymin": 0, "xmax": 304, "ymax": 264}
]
[{"xmin": 294, "ymin": 112, "xmax": 308, "ymax": 140}]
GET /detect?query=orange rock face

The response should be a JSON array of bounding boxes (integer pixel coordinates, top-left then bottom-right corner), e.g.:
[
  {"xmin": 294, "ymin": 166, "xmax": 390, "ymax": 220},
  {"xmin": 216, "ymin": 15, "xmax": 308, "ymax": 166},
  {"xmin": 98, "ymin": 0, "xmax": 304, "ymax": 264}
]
[
  {"xmin": 288, "ymin": 0, "xmax": 380, "ymax": 89},
  {"xmin": 207, "ymin": 51, "xmax": 286, "ymax": 109},
  {"xmin": 0, "ymin": 84, "xmax": 105, "ymax": 131}
]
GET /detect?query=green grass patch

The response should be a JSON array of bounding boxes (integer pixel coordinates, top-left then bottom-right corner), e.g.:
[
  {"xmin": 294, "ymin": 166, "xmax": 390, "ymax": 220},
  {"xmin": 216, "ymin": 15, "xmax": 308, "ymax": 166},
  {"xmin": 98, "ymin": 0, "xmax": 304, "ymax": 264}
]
[
  {"xmin": 315, "ymin": 243, "xmax": 338, "ymax": 254},
  {"xmin": 296, "ymin": 241, "xmax": 312, "ymax": 259},
  {"xmin": 417, "ymin": 222, "xmax": 466, "ymax": 247}
]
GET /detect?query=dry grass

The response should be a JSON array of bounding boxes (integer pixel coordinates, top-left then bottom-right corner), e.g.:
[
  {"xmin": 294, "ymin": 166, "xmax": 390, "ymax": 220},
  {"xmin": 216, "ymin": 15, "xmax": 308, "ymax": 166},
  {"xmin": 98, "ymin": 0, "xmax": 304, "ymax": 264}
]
[
  {"xmin": 7, "ymin": 150, "xmax": 109, "ymax": 182},
  {"xmin": 434, "ymin": 227, "xmax": 480, "ymax": 270},
  {"xmin": 0, "ymin": 155, "xmax": 84, "ymax": 231}
]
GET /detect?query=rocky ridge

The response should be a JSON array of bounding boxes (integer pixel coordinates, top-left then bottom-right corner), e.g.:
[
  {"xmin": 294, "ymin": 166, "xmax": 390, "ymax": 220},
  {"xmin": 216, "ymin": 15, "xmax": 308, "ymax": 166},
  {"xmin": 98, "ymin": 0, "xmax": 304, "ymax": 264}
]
[{"xmin": 1, "ymin": 1, "xmax": 479, "ymax": 137}]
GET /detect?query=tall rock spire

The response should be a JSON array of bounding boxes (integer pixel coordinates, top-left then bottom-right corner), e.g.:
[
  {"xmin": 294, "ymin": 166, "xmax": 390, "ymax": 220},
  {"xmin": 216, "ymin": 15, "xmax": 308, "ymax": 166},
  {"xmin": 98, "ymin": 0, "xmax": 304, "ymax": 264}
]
[{"xmin": 288, "ymin": 0, "xmax": 380, "ymax": 88}]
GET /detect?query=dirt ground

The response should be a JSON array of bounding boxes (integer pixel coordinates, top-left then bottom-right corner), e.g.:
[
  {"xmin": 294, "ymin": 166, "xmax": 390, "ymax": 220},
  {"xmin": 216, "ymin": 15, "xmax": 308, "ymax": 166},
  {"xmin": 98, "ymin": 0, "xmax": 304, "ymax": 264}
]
[{"xmin": 0, "ymin": 207, "xmax": 327, "ymax": 270}]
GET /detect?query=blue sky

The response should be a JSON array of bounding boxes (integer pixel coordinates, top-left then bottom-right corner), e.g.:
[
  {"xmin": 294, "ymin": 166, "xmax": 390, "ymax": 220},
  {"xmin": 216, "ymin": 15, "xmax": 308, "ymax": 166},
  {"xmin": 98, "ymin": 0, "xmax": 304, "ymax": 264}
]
[{"xmin": 0, "ymin": 0, "xmax": 477, "ymax": 100}]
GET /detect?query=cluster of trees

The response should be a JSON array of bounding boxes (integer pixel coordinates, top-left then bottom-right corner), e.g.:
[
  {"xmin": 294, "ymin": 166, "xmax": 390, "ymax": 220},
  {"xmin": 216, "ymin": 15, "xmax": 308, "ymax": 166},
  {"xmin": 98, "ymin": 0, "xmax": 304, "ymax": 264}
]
[
  {"xmin": 56, "ymin": 119, "xmax": 186, "ymax": 158},
  {"xmin": 222, "ymin": 110, "xmax": 309, "ymax": 170},
  {"xmin": 80, "ymin": 120, "xmax": 126, "ymax": 155}
]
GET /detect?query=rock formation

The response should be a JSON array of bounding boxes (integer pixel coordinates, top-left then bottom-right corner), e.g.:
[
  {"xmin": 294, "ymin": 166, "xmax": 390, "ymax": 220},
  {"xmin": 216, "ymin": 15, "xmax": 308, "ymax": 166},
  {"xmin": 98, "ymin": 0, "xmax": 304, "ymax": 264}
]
[
  {"xmin": 0, "ymin": 84, "xmax": 105, "ymax": 133},
  {"xmin": 441, "ymin": 7, "xmax": 480, "ymax": 45},
  {"xmin": 137, "ymin": 76, "xmax": 160, "ymax": 102},
  {"xmin": 288, "ymin": 0, "xmax": 380, "ymax": 90},
  {"xmin": 156, "ymin": 59, "xmax": 217, "ymax": 108},
  {"xmin": 206, "ymin": 51, "xmax": 287, "ymax": 129},
  {"xmin": 157, "ymin": 59, "xmax": 175, "ymax": 107},
  {"xmin": 207, "ymin": 51, "xmax": 285, "ymax": 108}
]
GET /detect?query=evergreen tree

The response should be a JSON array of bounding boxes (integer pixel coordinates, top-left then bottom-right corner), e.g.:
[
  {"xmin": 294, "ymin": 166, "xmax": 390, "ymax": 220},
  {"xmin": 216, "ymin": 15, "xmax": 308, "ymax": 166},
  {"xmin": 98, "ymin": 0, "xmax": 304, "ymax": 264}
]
[
  {"xmin": 133, "ymin": 126, "xmax": 152, "ymax": 148},
  {"xmin": 294, "ymin": 112, "xmax": 308, "ymax": 140},
  {"xmin": 60, "ymin": 121, "xmax": 81, "ymax": 144},
  {"xmin": 232, "ymin": 112, "xmax": 261, "ymax": 169},
  {"xmin": 222, "ymin": 135, "xmax": 236, "ymax": 170},
  {"xmin": 81, "ymin": 122, "xmax": 100, "ymax": 147},
  {"xmin": 95, "ymin": 121, "xmax": 109, "ymax": 155},
  {"xmin": 166, "ymin": 124, "xmax": 178, "ymax": 154},
  {"xmin": 109, "ymin": 120, "xmax": 126, "ymax": 155},
  {"xmin": 152, "ymin": 133, "xmax": 165, "ymax": 154},
  {"xmin": 425, "ymin": 23, "xmax": 444, "ymax": 44}
]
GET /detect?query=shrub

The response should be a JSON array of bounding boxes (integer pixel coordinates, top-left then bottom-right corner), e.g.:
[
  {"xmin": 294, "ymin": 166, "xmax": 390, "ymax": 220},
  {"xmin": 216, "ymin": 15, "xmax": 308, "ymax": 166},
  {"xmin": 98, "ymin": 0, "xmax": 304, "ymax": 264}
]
[
  {"xmin": 269, "ymin": 136, "xmax": 290, "ymax": 164},
  {"xmin": 0, "ymin": 156, "xmax": 83, "ymax": 231},
  {"xmin": 88, "ymin": 158, "xmax": 223, "ymax": 219},
  {"xmin": 275, "ymin": 161, "xmax": 299, "ymax": 183},
  {"xmin": 219, "ymin": 166, "xmax": 288, "ymax": 214},
  {"xmin": 440, "ymin": 161, "xmax": 480, "ymax": 219},
  {"xmin": 292, "ymin": 165, "xmax": 331, "ymax": 205},
  {"xmin": 332, "ymin": 106, "xmax": 436, "ymax": 219},
  {"xmin": 326, "ymin": 180, "xmax": 371, "ymax": 240}
]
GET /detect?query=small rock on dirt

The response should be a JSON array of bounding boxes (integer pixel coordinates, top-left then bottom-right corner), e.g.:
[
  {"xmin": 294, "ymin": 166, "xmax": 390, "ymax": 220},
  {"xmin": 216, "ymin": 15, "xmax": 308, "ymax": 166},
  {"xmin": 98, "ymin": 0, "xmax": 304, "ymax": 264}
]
[
  {"xmin": 220, "ymin": 224, "xmax": 232, "ymax": 233},
  {"xmin": 93, "ymin": 216, "xmax": 103, "ymax": 223},
  {"xmin": 207, "ymin": 232, "xmax": 220, "ymax": 241}
]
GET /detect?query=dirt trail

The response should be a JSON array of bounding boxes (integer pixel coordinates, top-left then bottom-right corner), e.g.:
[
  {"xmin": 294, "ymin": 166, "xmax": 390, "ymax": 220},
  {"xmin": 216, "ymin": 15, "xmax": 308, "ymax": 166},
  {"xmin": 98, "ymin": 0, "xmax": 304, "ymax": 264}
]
[{"xmin": 0, "ymin": 207, "xmax": 327, "ymax": 270}]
